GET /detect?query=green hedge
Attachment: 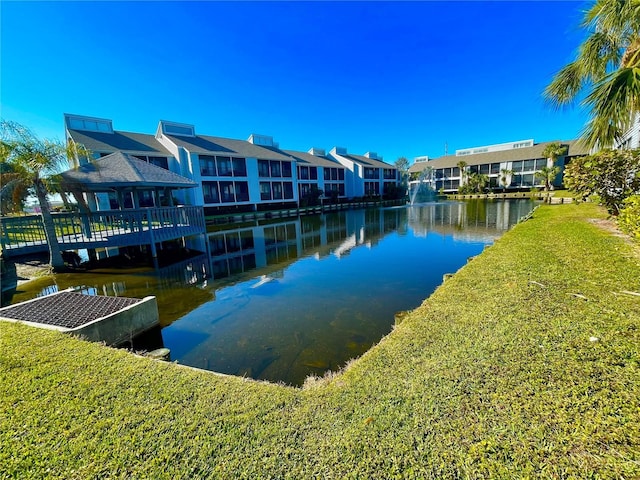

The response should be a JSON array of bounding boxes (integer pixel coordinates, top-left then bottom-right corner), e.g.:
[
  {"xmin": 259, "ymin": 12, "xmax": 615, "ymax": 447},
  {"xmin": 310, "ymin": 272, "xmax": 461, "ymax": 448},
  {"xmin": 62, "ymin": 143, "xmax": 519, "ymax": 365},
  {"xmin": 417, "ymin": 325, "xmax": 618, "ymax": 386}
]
[{"xmin": 618, "ymin": 194, "xmax": 640, "ymax": 241}]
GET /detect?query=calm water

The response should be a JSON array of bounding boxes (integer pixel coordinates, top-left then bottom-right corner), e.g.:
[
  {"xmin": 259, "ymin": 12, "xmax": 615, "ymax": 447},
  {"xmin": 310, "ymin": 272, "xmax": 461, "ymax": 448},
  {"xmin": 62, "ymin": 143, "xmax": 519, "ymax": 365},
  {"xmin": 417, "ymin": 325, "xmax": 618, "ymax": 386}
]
[{"xmin": 9, "ymin": 199, "xmax": 535, "ymax": 385}]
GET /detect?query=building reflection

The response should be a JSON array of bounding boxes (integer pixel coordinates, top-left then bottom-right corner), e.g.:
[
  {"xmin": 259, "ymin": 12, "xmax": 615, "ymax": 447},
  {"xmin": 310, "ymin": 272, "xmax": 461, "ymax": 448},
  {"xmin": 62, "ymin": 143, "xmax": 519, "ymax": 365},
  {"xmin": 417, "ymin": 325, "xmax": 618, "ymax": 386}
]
[{"xmin": 199, "ymin": 199, "xmax": 533, "ymax": 284}]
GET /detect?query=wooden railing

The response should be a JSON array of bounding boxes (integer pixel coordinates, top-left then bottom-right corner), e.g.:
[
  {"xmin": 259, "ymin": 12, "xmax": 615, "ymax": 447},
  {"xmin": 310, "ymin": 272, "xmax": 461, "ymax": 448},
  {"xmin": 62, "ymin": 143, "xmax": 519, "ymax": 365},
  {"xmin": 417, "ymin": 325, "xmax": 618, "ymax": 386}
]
[{"xmin": 0, "ymin": 206, "xmax": 206, "ymax": 257}]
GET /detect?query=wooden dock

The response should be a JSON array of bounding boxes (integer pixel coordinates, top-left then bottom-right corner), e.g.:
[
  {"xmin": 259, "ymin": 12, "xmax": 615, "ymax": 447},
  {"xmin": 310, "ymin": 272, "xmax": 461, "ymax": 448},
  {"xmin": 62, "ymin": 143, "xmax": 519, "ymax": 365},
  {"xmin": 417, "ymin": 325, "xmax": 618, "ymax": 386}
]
[{"xmin": 0, "ymin": 206, "xmax": 206, "ymax": 258}]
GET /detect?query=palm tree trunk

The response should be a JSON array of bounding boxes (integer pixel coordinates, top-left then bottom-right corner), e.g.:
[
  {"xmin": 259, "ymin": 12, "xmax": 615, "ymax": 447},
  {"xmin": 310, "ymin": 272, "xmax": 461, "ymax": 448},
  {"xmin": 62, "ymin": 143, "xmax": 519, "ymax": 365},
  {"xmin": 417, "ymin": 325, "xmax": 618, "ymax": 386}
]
[{"xmin": 34, "ymin": 180, "xmax": 65, "ymax": 271}]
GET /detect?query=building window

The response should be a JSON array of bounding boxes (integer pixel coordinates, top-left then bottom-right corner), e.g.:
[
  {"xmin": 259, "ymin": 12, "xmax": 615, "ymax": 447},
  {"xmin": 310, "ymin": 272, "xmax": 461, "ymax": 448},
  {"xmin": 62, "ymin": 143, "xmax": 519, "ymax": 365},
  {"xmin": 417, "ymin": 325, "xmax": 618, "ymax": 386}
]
[
  {"xmin": 523, "ymin": 159, "xmax": 535, "ymax": 171},
  {"xmin": 272, "ymin": 182, "xmax": 283, "ymax": 200},
  {"xmin": 309, "ymin": 167, "xmax": 318, "ymax": 180},
  {"xmin": 260, "ymin": 182, "xmax": 272, "ymax": 200},
  {"xmin": 233, "ymin": 157, "xmax": 247, "ymax": 176},
  {"xmin": 490, "ymin": 163, "xmax": 500, "ymax": 174},
  {"xmin": 258, "ymin": 160, "xmax": 270, "ymax": 177},
  {"xmin": 200, "ymin": 155, "xmax": 216, "ymax": 176},
  {"xmin": 299, "ymin": 166, "xmax": 309, "ymax": 180},
  {"xmin": 479, "ymin": 164, "xmax": 490, "ymax": 175},
  {"xmin": 217, "ymin": 157, "xmax": 232, "ymax": 176},
  {"xmin": 468, "ymin": 165, "xmax": 478, "ymax": 174},
  {"xmin": 364, "ymin": 167, "xmax": 379, "ymax": 179},
  {"xmin": 220, "ymin": 181, "xmax": 235, "ymax": 202},
  {"xmin": 512, "ymin": 161, "xmax": 523, "ymax": 172},
  {"xmin": 235, "ymin": 181, "xmax": 249, "ymax": 202},
  {"xmin": 203, "ymin": 182, "xmax": 220, "ymax": 204},
  {"xmin": 535, "ymin": 158, "xmax": 547, "ymax": 170},
  {"xmin": 148, "ymin": 156, "xmax": 169, "ymax": 169},
  {"xmin": 521, "ymin": 173, "xmax": 535, "ymax": 186},
  {"xmin": 270, "ymin": 160, "xmax": 282, "ymax": 177},
  {"xmin": 365, "ymin": 182, "xmax": 380, "ymax": 196},
  {"xmin": 453, "ymin": 167, "xmax": 460, "ymax": 177},
  {"xmin": 383, "ymin": 168, "xmax": 396, "ymax": 179},
  {"xmin": 299, "ymin": 183, "xmax": 311, "ymax": 197},
  {"xmin": 133, "ymin": 155, "xmax": 169, "ymax": 170},
  {"xmin": 282, "ymin": 162, "xmax": 292, "ymax": 178},
  {"xmin": 283, "ymin": 182, "xmax": 294, "ymax": 199}
]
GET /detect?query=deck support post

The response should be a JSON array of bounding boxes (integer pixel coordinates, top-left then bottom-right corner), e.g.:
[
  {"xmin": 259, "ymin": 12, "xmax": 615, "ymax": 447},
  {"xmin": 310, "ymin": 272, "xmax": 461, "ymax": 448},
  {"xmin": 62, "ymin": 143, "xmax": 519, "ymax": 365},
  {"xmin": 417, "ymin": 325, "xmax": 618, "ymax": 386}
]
[{"xmin": 146, "ymin": 209, "xmax": 158, "ymax": 268}]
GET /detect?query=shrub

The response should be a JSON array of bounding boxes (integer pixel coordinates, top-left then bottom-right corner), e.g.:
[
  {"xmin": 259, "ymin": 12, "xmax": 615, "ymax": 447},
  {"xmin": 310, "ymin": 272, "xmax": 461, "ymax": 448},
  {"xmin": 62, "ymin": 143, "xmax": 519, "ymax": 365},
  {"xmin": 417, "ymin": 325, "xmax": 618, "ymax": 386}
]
[
  {"xmin": 564, "ymin": 149, "xmax": 640, "ymax": 214},
  {"xmin": 618, "ymin": 194, "xmax": 640, "ymax": 241}
]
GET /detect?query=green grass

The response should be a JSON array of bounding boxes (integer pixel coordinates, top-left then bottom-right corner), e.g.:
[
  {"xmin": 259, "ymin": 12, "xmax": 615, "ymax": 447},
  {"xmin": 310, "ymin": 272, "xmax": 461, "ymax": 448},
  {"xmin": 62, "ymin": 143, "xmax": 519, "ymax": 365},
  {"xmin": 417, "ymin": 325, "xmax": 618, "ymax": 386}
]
[
  {"xmin": 550, "ymin": 188, "xmax": 578, "ymax": 198},
  {"xmin": 1, "ymin": 203, "xmax": 639, "ymax": 478}
]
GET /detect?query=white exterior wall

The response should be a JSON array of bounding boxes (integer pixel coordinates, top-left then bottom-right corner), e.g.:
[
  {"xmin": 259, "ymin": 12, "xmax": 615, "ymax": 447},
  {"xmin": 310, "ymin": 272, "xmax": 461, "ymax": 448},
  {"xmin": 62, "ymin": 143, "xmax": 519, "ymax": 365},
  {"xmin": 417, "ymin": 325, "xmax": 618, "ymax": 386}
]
[
  {"xmin": 617, "ymin": 113, "xmax": 640, "ymax": 149},
  {"xmin": 246, "ymin": 158, "xmax": 261, "ymax": 204},
  {"xmin": 155, "ymin": 134, "xmax": 196, "ymax": 205},
  {"xmin": 328, "ymin": 150, "xmax": 364, "ymax": 197}
]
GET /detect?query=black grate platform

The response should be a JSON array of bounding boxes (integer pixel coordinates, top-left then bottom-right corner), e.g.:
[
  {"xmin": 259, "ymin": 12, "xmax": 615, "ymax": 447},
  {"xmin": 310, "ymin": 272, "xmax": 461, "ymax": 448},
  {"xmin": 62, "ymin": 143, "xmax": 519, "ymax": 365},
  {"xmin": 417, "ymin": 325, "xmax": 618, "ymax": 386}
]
[{"xmin": 0, "ymin": 292, "xmax": 141, "ymax": 329}]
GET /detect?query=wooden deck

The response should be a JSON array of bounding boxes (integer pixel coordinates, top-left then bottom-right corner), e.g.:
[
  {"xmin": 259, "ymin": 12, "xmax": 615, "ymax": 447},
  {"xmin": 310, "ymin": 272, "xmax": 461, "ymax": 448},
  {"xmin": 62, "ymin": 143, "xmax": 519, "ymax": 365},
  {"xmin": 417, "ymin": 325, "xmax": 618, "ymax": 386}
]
[{"xmin": 0, "ymin": 206, "xmax": 206, "ymax": 258}]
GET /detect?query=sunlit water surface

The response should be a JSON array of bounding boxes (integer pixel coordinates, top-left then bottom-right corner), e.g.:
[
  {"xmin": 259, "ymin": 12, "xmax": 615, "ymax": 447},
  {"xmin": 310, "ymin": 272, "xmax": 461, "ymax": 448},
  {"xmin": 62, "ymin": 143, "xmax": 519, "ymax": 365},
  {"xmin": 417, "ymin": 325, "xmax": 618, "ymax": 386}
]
[{"xmin": 10, "ymin": 200, "xmax": 535, "ymax": 385}]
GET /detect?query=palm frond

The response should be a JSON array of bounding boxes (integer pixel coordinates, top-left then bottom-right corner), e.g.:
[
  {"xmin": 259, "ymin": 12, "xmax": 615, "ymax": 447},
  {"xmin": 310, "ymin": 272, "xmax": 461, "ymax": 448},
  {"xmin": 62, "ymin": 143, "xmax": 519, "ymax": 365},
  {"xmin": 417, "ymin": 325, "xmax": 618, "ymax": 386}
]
[
  {"xmin": 579, "ymin": 30, "xmax": 624, "ymax": 76},
  {"xmin": 544, "ymin": 61, "xmax": 589, "ymax": 108},
  {"xmin": 581, "ymin": 66, "xmax": 640, "ymax": 148},
  {"xmin": 583, "ymin": 0, "xmax": 640, "ymax": 36}
]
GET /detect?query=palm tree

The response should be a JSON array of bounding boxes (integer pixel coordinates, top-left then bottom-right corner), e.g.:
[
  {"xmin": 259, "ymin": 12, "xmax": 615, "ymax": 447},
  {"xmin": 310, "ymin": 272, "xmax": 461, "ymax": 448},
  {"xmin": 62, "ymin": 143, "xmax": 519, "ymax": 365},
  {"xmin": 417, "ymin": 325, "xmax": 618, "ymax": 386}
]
[
  {"xmin": 535, "ymin": 166, "xmax": 562, "ymax": 194},
  {"xmin": 499, "ymin": 168, "xmax": 513, "ymax": 191},
  {"xmin": 1, "ymin": 120, "xmax": 88, "ymax": 271},
  {"xmin": 466, "ymin": 172, "xmax": 489, "ymax": 193},
  {"xmin": 456, "ymin": 160, "xmax": 468, "ymax": 185},
  {"xmin": 544, "ymin": 0, "xmax": 640, "ymax": 148},
  {"xmin": 537, "ymin": 142, "xmax": 568, "ymax": 194},
  {"xmin": 541, "ymin": 142, "xmax": 568, "ymax": 167}
]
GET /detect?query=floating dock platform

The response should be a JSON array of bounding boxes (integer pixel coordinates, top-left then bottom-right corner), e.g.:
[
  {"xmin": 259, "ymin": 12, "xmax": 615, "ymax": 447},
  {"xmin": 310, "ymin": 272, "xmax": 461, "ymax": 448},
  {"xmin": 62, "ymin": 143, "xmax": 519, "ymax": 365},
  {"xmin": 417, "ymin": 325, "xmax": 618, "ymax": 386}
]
[{"xmin": 0, "ymin": 289, "xmax": 159, "ymax": 346}]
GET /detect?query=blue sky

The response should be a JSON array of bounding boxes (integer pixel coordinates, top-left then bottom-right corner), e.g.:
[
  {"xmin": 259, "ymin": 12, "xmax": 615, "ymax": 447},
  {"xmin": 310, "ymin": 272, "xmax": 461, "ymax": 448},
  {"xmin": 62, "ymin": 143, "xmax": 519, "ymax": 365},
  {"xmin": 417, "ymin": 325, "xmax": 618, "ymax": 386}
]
[{"xmin": 2, "ymin": 1, "xmax": 589, "ymax": 163}]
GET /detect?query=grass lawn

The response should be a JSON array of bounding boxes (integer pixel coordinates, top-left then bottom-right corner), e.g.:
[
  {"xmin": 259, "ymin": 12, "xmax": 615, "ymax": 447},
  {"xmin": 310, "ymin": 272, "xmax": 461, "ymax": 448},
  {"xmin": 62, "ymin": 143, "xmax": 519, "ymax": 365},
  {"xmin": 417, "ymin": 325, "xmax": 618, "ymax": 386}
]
[{"xmin": 1, "ymin": 203, "xmax": 639, "ymax": 478}]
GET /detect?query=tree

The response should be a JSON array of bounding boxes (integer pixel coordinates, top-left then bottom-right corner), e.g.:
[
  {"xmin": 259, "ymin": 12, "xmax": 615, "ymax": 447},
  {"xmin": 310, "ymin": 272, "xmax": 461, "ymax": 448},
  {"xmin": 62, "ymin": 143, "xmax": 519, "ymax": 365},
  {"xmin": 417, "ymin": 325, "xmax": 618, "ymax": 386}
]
[
  {"xmin": 394, "ymin": 157, "xmax": 410, "ymax": 191},
  {"xmin": 535, "ymin": 166, "xmax": 562, "ymax": 193},
  {"xmin": 467, "ymin": 172, "xmax": 489, "ymax": 193},
  {"xmin": 394, "ymin": 156, "xmax": 410, "ymax": 174},
  {"xmin": 535, "ymin": 142, "xmax": 567, "ymax": 194},
  {"xmin": 544, "ymin": 0, "xmax": 640, "ymax": 148},
  {"xmin": 1, "ymin": 120, "xmax": 88, "ymax": 271},
  {"xmin": 541, "ymin": 142, "xmax": 568, "ymax": 166},
  {"xmin": 499, "ymin": 168, "xmax": 513, "ymax": 191},
  {"xmin": 564, "ymin": 148, "xmax": 640, "ymax": 214},
  {"xmin": 456, "ymin": 160, "xmax": 468, "ymax": 182},
  {"xmin": 0, "ymin": 162, "xmax": 29, "ymax": 214}
]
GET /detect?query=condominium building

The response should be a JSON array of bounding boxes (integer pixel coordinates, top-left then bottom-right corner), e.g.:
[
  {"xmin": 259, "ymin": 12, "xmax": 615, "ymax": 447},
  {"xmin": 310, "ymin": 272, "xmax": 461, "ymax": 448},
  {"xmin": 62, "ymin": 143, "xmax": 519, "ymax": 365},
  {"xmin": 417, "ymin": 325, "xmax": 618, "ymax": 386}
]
[
  {"xmin": 328, "ymin": 147, "xmax": 399, "ymax": 198},
  {"xmin": 408, "ymin": 138, "xmax": 590, "ymax": 193},
  {"xmin": 64, "ymin": 114, "xmax": 397, "ymax": 213}
]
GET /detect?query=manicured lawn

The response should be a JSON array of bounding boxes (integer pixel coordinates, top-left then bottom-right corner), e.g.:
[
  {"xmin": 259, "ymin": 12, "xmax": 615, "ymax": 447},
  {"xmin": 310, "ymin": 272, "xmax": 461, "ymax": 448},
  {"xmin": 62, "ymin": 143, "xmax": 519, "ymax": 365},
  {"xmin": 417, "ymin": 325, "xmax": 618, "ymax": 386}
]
[{"xmin": 1, "ymin": 203, "xmax": 638, "ymax": 478}]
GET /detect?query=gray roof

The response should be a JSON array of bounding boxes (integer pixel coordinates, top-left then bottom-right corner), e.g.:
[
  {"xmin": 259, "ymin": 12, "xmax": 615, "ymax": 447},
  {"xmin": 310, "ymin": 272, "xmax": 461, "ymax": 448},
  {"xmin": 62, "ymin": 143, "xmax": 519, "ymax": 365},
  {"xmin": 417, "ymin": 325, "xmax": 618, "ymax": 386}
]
[
  {"xmin": 283, "ymin": 150, "xmax": 344, "ymax": 168},
  {"xmin": 67, "ymin": 129, "xmax": 172, "ymax": 156},
  {"xmin": 408, "ymin": 139, "xmax": 590, "ymax": 173},
  {"xmin": 342, "ymin": 154, "xmax": 397, "ymax": 170},
  {"xmin": 60, "ymin": 152, "xmax": 197, "ymax": 191},
  {"xmin": 166, "ymin": 134, "xmax": 293, "ymax": 161}
]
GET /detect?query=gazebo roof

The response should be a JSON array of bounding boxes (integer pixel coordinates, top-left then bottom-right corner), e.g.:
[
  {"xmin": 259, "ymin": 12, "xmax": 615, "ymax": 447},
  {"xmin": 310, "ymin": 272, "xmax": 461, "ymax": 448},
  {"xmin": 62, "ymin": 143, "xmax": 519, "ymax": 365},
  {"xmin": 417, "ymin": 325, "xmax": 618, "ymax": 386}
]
[{"xmin": 60, "ymin": 152, "xmax": 197, "ymax": 191}]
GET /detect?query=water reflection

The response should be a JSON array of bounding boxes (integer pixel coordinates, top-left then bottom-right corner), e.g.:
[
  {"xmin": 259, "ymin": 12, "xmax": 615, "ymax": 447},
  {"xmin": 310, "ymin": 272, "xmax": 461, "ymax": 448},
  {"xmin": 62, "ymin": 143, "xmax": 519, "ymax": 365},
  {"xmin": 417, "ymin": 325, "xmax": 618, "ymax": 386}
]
[{"xmin": 11, "ymin": 200, "xmax": 535, "ymax": 385}]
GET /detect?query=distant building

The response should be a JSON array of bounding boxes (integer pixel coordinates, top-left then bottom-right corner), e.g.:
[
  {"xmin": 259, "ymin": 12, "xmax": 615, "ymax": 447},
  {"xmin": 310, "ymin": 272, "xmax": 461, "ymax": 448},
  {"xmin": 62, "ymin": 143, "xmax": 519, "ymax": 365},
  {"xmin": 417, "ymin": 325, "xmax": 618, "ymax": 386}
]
[
  {"xmin": 65, "ymin": 114, "xmax": 397, "ymax": 213},
  {"xmin": 408, "ymin": 139, "xmax": 590, "ymax": 193}
]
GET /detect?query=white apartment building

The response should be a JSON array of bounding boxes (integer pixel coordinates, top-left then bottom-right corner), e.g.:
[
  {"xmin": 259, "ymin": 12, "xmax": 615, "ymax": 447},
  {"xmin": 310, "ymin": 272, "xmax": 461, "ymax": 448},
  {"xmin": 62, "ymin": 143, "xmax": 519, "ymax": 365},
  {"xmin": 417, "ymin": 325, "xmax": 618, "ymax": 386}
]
[
  {"xmin": 65, "ymin": 114, "xmax": 397, "ymax": 213},
  {"xmin": 328, "ymin": 147, "xmax": 399, "ymax": 198}
]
